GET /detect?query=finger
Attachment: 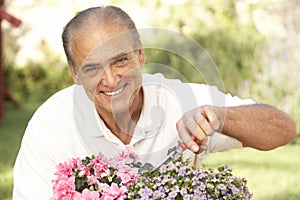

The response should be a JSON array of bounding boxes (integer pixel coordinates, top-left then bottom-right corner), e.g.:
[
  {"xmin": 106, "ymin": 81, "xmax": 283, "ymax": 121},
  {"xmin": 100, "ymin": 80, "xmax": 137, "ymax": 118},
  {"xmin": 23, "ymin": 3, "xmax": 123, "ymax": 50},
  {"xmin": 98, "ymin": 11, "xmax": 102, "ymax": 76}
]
[
  {"xmin": 180, "ymin": 143, "xmax": 187, "ymax": 151},
  {"xmin": 199, "ymin": 137, "xmax": 208, "ymax": 150},
  {"xmin": 177, "ymin": 120, "xmax": 200, "ymax": 153},
  {"xmin": 194, "ymin": 112, "xmax": 215, "ymax": 136},
  {"xmin": 182, "ymin": 115, "xmax": 207, "ymax": 144},
  {"xmin": 191, "ymin": 135, "xmax": 208, "ymax": 150},
  {"xmin": 202, "ymin": 106, "xmax": 220, "ymax": 131}
]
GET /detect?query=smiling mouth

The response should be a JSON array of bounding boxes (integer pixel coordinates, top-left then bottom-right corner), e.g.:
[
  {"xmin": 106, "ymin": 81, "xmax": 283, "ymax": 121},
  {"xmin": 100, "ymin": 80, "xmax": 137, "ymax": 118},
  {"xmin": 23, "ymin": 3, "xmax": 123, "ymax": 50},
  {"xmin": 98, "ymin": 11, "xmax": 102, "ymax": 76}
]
[{"xmin": 101, "ymin": 84, "xmax": 127, "ymax": 96}]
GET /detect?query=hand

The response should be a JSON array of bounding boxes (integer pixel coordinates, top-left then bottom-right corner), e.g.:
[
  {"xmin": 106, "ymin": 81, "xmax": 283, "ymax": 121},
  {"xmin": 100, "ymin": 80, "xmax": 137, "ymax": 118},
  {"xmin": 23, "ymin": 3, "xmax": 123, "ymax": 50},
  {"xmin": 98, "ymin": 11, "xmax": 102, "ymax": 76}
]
[{"xmin": 176, "ymin": 105, "xmax": 222, "ymax": 153}]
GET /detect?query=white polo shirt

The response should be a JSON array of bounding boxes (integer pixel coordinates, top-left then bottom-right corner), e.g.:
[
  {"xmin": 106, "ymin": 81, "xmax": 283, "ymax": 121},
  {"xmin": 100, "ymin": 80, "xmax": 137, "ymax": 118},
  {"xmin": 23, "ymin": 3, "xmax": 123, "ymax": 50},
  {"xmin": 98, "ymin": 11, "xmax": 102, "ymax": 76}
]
[{"xmin": 13, "ymin": 73, "xmax": 254, "ymax": 200}]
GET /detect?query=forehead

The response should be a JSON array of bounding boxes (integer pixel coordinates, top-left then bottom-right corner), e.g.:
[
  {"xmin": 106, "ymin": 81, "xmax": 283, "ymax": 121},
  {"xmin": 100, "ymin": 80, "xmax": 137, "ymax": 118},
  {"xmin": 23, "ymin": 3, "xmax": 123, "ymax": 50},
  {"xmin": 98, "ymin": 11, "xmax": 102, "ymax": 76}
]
[{"xmin": 71, "ymin": 24, "xmax": 135, "ymax": 68}]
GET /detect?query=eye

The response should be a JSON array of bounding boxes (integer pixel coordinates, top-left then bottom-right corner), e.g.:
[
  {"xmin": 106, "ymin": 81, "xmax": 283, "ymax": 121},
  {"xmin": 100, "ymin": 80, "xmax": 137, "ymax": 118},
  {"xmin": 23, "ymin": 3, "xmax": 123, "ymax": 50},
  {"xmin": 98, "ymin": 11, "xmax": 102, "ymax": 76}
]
[
  {"xmin": 83, "ymin": 66, "xmax": 101, "ymax": 76},
  {"xmin": 114, "ymin": 56, "xmax": 129, "ymax": 65}
]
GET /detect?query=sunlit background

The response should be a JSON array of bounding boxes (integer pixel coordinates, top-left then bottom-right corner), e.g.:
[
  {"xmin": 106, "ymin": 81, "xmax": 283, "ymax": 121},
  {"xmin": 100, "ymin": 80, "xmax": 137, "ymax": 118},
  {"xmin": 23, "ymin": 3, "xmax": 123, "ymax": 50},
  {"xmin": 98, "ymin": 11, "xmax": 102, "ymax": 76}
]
[{"xmin": 1, "ymin": 0, "xmax": 299, "ymax": 199}]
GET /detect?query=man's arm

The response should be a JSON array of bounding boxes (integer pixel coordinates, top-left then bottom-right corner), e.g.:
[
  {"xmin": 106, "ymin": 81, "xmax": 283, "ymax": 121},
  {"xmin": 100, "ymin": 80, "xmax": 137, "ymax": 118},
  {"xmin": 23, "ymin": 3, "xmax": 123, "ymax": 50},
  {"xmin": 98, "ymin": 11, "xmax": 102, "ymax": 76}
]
[
  {"xmin": 219, "ymin": 104, "xmax": 297, "ymax": 150},
  {"xmin": 177, "ymin": 104, "xmax": 297, "ymax": 153}
]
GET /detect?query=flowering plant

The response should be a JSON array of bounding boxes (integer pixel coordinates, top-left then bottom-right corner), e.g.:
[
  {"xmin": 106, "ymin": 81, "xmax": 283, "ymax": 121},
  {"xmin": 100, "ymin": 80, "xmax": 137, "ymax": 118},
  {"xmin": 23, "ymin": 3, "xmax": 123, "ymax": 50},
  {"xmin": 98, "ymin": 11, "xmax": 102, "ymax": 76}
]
[
  {"xmin": 127, "ymin": 156, "xmax": 253, "ymax": 200},
  {"xmin": 52, "ymin": 146, "xmax": 139, "ymax": 200},
  {"xmin": 52, "ymin": 146, "xmax": 252, "ymax": 200}
]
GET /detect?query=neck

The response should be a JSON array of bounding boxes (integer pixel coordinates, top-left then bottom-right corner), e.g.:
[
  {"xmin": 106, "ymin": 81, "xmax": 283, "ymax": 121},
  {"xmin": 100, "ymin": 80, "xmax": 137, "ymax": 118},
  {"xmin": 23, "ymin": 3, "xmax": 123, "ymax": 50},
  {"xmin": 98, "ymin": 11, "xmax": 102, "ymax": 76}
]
[{"xmin": 98, "ymin": 89, "xmax": 143, "ymax": 144}]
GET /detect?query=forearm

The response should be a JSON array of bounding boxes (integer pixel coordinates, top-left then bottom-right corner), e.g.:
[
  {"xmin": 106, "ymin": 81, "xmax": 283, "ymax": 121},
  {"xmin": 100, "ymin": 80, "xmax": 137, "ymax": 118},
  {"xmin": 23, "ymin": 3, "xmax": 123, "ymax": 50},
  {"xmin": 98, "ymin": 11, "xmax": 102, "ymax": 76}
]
[{"xmin": 219, "ymin": 104, "xmax": 297, "ymax": 150}]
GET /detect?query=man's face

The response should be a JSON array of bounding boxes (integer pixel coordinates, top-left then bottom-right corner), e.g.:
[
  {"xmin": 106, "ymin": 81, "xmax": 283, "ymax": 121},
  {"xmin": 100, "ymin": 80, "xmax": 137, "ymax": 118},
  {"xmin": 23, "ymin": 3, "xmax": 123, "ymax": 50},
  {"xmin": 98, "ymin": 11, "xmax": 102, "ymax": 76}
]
[{"xmin": 71, "ymin": 24, "xmax": 145, "ymax": 116}]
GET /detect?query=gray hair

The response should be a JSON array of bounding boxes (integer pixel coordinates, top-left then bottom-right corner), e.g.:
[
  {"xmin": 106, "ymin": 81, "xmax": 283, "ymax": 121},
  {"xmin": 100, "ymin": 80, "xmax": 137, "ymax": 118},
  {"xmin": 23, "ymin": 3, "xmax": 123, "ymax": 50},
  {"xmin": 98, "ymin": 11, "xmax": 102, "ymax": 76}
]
[{"xmin": 62, "ymin": 6, "xmax": 140, "ymax": 70}]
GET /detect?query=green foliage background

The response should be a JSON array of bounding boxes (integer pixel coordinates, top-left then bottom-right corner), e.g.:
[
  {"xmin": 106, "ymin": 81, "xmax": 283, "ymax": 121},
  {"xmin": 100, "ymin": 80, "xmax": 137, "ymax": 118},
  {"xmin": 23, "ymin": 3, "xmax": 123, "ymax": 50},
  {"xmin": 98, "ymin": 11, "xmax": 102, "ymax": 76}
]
[
  {"xmin": 143, "ymin": 0, "xmax": 263, "ymax": 93},
  {"xmin": 4, "ymin": 44, "xmax": 72, "ymax": 103}
]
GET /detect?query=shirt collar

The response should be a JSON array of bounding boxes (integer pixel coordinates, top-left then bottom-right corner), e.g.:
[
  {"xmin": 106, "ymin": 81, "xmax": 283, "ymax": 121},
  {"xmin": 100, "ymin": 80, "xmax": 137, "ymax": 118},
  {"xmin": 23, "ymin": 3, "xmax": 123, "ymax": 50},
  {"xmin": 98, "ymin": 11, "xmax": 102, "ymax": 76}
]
[{"xmin": 73, "ymin": 76, "xmax": 165, "ymax": 140}]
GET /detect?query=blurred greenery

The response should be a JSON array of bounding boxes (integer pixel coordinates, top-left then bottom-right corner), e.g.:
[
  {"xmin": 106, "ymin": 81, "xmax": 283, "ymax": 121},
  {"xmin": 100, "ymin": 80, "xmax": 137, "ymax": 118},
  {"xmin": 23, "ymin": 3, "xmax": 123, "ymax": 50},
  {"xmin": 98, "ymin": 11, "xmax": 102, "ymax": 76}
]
[
  {"xmin": 204, "ymin": 146, "xmax": 300, "ymax": 200},
  {"xmin": 0, "ymin": 103, "xmax": 40, "ymax": 200},
  {"xmin": 4, "ymin": 43, "xmax": 72, "ymax": 104},
  {"xmin": 147, "ymin": 0, "xmax": 263, "ymax": 93},
  {"xmin": 1, "ymin": 0, "xmax": 299, "ymax": 199}
]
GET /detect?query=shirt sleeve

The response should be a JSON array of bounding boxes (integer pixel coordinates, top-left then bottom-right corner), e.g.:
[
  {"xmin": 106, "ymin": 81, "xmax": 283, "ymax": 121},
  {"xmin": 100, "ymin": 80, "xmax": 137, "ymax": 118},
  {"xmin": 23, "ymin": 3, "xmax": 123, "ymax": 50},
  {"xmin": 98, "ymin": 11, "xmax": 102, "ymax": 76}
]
[
  {"xmin": 13, "ymin": 119, "xmax": 56, "ymax": 200},
  {"xmin": 207, "ymin": 132, "xmax": 243, "ymax": 153}
]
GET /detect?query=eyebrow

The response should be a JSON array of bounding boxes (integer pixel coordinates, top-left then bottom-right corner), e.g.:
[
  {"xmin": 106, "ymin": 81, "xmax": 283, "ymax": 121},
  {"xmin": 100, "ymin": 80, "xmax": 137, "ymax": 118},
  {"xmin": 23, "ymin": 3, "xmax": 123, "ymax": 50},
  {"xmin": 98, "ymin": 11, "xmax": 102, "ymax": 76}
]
[
  {"xmin": 110, "ymin": 51, "xmax": 129, "ymax": 61},
  {"xmin": 81, "ymin": 51, "xmax": 132, "ymax": 69},
  {"xmin": 81, "ymin": 63, "xmax": 99, "ymax": 69}
]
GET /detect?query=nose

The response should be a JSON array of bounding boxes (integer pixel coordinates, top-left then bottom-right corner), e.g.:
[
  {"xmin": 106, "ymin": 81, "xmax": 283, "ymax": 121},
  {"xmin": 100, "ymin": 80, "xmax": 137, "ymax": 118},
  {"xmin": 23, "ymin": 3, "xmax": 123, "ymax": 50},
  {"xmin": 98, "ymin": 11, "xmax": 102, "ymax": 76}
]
[{"xmin": 100, "ymin": 66, "xmax": 119, "ymax": 87}]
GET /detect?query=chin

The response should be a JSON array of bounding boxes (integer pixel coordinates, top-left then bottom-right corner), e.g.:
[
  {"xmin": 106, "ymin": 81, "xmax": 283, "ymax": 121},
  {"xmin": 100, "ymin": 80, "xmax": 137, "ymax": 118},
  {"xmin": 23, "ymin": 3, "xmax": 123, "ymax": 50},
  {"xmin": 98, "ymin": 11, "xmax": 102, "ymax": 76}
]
[
  {"xmin": 110, "ymin": 102, "xmax": 131, "ymax": 115},
  {"xmin": 95, "ymin": 99, "xmax": 130, "ymax": 115}
]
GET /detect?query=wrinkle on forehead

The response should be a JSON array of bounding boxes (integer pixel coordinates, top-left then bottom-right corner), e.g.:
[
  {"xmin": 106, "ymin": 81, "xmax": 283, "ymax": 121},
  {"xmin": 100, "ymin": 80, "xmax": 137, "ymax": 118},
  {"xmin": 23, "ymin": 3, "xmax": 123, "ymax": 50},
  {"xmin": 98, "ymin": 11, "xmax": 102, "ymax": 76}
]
[
  {"xmin": 79, "ymin": 30, "xmax": 137, "ymax": 69},
  {"xmin": 71, "ymin": 23, "xmax": 129, "ymax": 68}
]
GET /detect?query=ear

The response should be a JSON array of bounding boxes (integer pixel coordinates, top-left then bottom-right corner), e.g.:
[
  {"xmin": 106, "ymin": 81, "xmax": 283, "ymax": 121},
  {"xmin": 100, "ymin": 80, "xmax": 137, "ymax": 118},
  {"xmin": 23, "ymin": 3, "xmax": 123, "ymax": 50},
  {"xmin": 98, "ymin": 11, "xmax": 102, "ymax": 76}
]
[
  {"xmin": 138, "ymin": 48, "xmax": 146, "ymax": 66},
  {"xmin": 137, "ymin": 41, "xmax": 146, "ymax": 66},
  {"xmin": 68, "ymin": 64, "xmax": 80, "ymax": 84}
]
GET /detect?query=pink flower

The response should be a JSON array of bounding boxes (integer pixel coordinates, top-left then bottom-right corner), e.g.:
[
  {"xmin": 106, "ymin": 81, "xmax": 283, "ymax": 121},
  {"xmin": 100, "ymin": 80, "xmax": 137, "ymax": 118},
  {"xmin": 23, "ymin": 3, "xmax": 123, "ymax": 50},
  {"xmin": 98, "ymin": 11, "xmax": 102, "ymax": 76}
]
[
  {"xmin": 72, "ymin": 191, "xmax": 83, "ymax": 200},
  {"xmin": 77, "ymin": 166, "xmax": 92, "ymax": 178},
  {"xmin": 54, "ymin": 161, "xmax": 73, "ymax": 177},
  {"xmin": 52, "ymin": 175, "xmax": 76, "ymax": 200},
  {"xmin": 71, "ymin": 157, "xmax": 84, "ymax": 169},
  {"xmin": 98, "ymin": 183, "xmax": 111, "ymax": 192},
  {"xmin": 100, "ymin": 183, "xmax": 127, "ymax": 200},
  {"xmin": 53, "ymin": 148, "xmax": 140, "ymax": 200},
  {"xmin": 88, "ymin": 154, "xmax": 108, "ymax": 167},
  {"xmin": 87, "ymin": 175, "xmax": 99, "ymax": 185},
  {"xmin": 84, "ymin": 166, "xmax": 92, "ymax": 176},
  {"xmin": 117, "ymin": 166, "xmax": 138, "ymax": 186},
  {"xmin": 94, "ymin": 163, "xmax": 109, "ymax": 179},
  {"xmin": 88, "ymin": 154, "xmax": 109, "ymax": 179},
  {"xmin": 118, "ymin": 145, "xmax": 138, "ymax": 163},
  {"xmin": 73, "ymin": 189, "xmax": 100, "ymax": 200}
]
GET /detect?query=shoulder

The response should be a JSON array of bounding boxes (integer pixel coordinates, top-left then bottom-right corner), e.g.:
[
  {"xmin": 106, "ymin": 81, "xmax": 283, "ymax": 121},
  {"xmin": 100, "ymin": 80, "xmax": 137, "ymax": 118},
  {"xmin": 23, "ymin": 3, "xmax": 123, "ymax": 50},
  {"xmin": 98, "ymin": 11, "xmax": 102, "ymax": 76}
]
[
  {"xmin": 22, "ymin": 85, "xmax": 81, "ymax": 152},
  {"xmin": 142, "ymin": 73, "xmax": 254, "ymax": 107},
  {"xmin": 31, "ymin": 85, "xmax": 76, "ymax": 122},
  {"xmin": 142, "ymin": 73, "xmax": 211, "ymax": 92},
  {"xmin": 19, "ymin": 85, "xmax": 77, "ymax": 155},
  {"xmin": 43, "ymin": 85, "xmax": 75, "ymax": 105},
  {"xmin": 142, "ymin": 73, "xmax": 183, "ymax": 85}
]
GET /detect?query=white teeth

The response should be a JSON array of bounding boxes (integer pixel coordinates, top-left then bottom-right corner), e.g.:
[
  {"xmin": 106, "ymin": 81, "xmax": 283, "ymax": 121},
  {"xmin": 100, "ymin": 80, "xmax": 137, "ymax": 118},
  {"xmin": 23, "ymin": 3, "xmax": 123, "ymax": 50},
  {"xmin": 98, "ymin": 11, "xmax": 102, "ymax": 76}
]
[{"xmin": 103, "ymin": 85, "xmax": 125, "ymax": 96}]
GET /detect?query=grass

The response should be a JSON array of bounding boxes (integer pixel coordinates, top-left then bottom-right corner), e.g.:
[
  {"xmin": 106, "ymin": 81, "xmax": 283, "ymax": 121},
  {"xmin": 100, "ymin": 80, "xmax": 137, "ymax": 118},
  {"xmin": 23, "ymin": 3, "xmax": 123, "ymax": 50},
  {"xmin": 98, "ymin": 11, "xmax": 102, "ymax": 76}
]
[
  {"xmin": 0, "ymin": 102, "xmax": 40, "ymax": 200},
  {"xmin": 0, "ymin": 102, "xmax": 299, "ymax": 200},
  {"xmin": 204, "ymin": 146, "xmax": 300, "ymax": 200}
]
